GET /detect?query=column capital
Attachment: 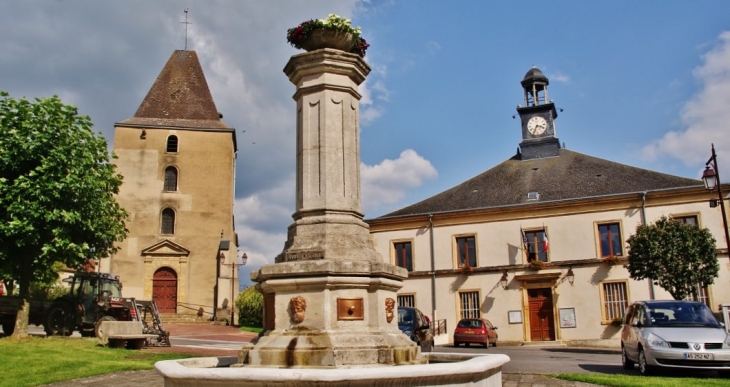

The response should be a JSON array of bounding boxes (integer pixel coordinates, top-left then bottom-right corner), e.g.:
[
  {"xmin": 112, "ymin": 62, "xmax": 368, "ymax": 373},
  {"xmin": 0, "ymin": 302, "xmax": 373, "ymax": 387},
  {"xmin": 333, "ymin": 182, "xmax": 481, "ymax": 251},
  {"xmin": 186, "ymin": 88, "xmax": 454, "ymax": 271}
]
[{"xmin": 284, "ymin": 48, "xmax": 371, "ymax": 87}]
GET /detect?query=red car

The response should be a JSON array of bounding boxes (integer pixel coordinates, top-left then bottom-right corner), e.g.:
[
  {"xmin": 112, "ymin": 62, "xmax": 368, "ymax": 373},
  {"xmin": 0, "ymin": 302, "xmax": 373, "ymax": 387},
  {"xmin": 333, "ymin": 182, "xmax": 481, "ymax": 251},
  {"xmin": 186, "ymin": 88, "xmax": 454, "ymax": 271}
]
[{"xmin": 453, "ymin": 318, "xmax": 498, "ymax": 347}]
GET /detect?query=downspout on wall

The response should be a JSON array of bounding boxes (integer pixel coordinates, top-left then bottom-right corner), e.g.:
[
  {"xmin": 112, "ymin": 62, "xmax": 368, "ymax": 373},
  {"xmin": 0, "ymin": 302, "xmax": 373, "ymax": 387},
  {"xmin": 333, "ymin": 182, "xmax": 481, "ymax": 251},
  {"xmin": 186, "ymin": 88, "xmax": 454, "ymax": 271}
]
[
  {"xmin": 428, "ymin": 214, "xmax": 437, "ymax": 321},
  {"xmin": 641, "ymin": 191, "xmax": 655, "ymax": 300}
]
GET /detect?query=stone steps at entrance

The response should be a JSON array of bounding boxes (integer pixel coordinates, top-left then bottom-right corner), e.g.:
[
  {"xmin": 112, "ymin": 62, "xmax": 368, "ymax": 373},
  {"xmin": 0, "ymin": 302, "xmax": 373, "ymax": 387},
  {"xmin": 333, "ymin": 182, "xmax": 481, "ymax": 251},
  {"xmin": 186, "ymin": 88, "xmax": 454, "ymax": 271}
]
[
  {"xmin": 159, "ymin": 313, "xmax": 210, "ymax": 324},
  {"xmin": 521, "ymin": 341, "xmax": 567, "ymax": 347}
]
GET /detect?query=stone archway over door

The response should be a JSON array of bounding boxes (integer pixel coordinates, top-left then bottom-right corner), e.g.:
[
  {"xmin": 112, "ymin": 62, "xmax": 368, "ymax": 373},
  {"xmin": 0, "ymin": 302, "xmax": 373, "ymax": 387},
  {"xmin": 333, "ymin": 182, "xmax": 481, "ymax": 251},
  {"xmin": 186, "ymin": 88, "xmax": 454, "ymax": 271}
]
[{"xmin": 153, "ymin": 267, "xmax": 178, "ymax": 313}]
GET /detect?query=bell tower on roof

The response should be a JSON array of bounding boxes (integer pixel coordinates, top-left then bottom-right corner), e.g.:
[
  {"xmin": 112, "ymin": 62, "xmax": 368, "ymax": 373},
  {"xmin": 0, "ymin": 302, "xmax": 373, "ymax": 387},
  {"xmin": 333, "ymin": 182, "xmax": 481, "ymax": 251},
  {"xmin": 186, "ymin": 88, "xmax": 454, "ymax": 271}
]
[{"xmin": 516, "ymin": 66, "xmax": 560, "ymax": 160}]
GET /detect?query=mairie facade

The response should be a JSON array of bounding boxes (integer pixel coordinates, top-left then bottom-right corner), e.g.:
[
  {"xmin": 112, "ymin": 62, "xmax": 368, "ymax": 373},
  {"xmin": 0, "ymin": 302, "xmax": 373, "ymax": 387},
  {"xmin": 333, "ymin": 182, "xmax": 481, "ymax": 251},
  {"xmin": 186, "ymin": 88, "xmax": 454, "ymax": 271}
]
[
  {"xmin": 367, "ymin": 68, "xmax": 730, "ymax": 346},
  {"xmin": 102, "ymin": 50, "xmax": 238, "ymax": 317}
]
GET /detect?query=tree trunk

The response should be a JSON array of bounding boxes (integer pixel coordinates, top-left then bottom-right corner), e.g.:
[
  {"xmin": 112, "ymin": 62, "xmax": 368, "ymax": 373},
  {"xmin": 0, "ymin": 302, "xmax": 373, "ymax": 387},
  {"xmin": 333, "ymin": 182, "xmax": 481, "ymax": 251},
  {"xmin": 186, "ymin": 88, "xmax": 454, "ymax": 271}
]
[{"xmin": 11, "ymin": 260, "xmax": 32, "ymax": 339}]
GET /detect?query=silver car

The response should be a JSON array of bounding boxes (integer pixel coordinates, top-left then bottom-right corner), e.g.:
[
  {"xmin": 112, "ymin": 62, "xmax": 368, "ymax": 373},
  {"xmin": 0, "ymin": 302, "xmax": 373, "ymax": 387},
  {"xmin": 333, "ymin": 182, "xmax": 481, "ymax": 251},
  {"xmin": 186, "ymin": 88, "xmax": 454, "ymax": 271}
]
[{"xmin": 621, "ymin": 300, "xmax": 730, "ymax": 377}]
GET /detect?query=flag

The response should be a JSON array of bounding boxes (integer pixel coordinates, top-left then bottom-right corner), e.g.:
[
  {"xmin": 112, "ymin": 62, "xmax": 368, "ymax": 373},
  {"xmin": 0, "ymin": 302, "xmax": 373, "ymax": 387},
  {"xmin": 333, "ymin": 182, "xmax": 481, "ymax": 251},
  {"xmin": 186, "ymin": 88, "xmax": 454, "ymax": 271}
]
[
  {"xmin": 521, "ymin": 228, "xmax": 529, "ymax": 252},
  {"xmin": 542, "ymin": 233, "xmax": 549, "ymax": 252}
]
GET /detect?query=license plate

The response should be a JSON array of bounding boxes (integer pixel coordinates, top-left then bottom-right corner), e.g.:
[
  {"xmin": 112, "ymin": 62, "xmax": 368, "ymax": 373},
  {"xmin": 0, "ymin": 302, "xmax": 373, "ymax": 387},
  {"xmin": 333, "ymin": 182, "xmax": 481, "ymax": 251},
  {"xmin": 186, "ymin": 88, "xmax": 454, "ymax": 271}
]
[
  {"xmin": 684, "ymin": 353, "xmax": 713, "ymax": 360},
  {"xmin": 463, "ymin": 330, "xmax": 474, "ymax": 334}
]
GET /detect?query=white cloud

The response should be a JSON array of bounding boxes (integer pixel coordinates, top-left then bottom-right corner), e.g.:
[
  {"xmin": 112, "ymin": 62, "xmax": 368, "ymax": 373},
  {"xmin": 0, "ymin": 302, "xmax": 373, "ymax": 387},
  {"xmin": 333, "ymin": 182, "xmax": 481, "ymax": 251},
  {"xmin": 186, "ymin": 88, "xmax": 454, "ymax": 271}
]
[
  {"xmin": 641, "ymin": 31, "xmax": 730, "ymax": 178},
  {"xmin": 426, "ymin": 41, "xmax": 441, "ymax": 54},
  {"xmin": 361, "ymin": 149, "xmax": 438, "ymax": 212}
]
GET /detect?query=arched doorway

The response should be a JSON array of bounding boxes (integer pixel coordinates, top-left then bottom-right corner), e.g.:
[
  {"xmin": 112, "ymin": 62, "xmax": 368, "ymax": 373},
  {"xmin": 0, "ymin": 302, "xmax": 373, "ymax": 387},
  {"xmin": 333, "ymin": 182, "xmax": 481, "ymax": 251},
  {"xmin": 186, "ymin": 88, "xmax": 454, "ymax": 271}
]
[{"xmin": 153, "ymin": 267, "xmax": 178, "ymax": 313}]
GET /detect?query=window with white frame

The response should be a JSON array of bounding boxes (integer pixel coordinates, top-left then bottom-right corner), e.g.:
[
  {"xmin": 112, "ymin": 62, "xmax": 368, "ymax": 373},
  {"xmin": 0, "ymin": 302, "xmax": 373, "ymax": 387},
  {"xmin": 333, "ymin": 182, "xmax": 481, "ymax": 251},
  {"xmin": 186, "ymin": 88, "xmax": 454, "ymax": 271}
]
[
  {"xmin": 458, "ymin": 291, "xmax": 480, "ymax": 319},
  {"xmin": 601, "ymin": 281, "xmax": 628, "ymax": 322},
  {"xmin": 397, "ymin": 294, "xmax": 415, "ymax": 308},
  {"xmin": 684, "ymin": 283, "xmax": 710, "ymax": 308}
]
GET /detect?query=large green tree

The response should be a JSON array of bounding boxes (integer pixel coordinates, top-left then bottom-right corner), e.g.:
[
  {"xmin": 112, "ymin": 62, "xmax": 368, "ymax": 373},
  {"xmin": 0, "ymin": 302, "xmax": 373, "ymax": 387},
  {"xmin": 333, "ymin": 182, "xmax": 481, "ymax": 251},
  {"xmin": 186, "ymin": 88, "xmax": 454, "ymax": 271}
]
[
  {"xmin": 627, "ymin": 216, "xmax": 719, "ymax": 300},
  {"xmin": 0, "ymin": 92, "xmax": 128, "ymax": 338}
]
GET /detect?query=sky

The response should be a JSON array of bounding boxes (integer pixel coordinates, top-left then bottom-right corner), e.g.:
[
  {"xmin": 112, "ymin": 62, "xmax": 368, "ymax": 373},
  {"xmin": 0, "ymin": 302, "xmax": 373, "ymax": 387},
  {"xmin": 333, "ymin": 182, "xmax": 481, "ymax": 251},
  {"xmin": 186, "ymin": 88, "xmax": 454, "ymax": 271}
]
[{"xmin": 2, "ymin": 1, "xmax": 730, "ymax": 287}]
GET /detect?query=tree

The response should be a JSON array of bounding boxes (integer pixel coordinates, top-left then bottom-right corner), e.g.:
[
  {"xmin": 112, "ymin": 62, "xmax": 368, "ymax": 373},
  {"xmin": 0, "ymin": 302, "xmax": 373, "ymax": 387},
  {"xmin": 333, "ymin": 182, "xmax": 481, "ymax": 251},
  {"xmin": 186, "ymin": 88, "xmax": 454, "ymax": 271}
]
[
  {"xmin": 627, "ymin": 216, "xmax": 719, "ymax": 300},
  {"xmin": 0, "ymin": 92, "xmax": 128, "ymax": 338}
]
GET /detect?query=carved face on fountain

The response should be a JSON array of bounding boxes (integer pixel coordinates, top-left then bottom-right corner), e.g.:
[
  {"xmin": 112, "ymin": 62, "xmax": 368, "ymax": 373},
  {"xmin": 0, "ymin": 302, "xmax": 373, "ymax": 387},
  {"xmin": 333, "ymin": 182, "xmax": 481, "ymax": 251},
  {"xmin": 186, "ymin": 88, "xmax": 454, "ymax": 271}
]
[
  {"xmin": 290, "ymin": 295, "xmax": 307, "ymax": 324},
  {"xmin": 385, "ymin": 297, "xmax": 395, "ymax": 323}
]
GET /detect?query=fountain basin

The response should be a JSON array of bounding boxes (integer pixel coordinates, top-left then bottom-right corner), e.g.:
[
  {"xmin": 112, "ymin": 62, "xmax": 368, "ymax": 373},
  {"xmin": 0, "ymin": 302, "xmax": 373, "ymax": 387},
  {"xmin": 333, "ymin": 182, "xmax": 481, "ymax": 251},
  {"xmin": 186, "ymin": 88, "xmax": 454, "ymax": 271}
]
[{"xmin": 155, "ymin": 353, "xmax": 509, "ymax": 387}]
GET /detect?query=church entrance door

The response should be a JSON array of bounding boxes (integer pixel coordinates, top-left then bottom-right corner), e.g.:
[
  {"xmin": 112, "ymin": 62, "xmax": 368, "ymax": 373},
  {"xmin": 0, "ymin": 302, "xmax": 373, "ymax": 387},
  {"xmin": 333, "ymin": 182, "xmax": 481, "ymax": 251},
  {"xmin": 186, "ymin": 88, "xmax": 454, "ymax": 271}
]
[
  {"xmin": 528, "ymin": 288, "xmax": 555, "ymax": 341},
  {"xmin": 153, "ymin": 267, "xmax": 178, "ymax": 313}
]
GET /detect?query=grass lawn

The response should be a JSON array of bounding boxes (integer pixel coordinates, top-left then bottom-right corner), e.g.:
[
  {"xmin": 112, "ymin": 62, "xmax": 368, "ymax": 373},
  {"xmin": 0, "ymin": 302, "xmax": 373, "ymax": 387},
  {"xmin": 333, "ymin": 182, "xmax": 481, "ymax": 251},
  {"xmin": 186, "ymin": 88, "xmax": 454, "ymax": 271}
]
[
  {"xmin": 240, "ymin": 325, "xmax": 263, "ymax": 333},
  {"xmin": 555, "ymin": 372, "xmax": 730, "ymax": 387},
  {"xmin": 0, "ymin": 336, "xmax": 194, "ymax": 387}
]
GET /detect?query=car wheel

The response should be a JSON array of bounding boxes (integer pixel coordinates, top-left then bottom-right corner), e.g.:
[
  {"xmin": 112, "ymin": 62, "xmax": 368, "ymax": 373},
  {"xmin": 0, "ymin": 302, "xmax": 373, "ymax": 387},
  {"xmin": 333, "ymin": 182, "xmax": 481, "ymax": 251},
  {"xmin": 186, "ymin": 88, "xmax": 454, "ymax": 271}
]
[
  {"xmin": 621, "ymin": 346, "xmax": 635, "ymax": 370},
  {"xmin": 638, "ymin": 348, "xmax": 653, "ymax": 376},
  {"xmin": 493, "ymin": 337, "xmax": 498, "ymax": 347},
  {"xmin": 453, "ymin": 341, "xmax": 460, "ymax": 347},
  {"xmin": 482, "ymin": 341, "xmax": 488, "ymax": 348},
  {"xmin": 465, "ymin": 342, "xmax": 470, "ymax": 347},
  {"xmin": 2, "ymin": 322, "xmax": 14, "ymax": 336}
]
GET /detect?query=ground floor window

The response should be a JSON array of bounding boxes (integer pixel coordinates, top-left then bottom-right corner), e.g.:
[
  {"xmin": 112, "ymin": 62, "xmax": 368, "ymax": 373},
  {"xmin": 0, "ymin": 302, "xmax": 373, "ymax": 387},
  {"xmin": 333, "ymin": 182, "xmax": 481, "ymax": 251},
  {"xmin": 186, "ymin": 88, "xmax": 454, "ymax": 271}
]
[
  {"xmin": 684, "ymin": 283, "xmax": 710, "ymax": 308},
  {"xmin": 458, "ymin": 291, "xmax": 480, "ymax": 319},
  {"xmin": 601, "ymin": 281, "xmax": 628, "ymax": 322},
  {"xmin": 397, "ymin": 294, "xmax": 415, "ymax": 308}
]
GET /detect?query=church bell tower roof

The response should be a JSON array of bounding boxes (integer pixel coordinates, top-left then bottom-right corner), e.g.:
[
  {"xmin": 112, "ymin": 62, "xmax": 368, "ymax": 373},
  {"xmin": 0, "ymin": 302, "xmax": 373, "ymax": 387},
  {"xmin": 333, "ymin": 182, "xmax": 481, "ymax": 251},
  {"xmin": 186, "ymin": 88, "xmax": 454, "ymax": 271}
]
[{"xmin": 118, "ymin": 50, "xmax": 229, "ymax": 129}]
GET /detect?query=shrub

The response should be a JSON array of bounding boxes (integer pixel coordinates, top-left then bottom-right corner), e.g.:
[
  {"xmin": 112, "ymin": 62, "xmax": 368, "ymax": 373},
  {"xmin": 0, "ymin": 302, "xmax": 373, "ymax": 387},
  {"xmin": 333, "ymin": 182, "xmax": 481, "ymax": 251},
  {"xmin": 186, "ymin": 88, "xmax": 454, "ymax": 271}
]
[{"xmin": 235, "ymin": 286, "xmax": 263, "ymax": 328}]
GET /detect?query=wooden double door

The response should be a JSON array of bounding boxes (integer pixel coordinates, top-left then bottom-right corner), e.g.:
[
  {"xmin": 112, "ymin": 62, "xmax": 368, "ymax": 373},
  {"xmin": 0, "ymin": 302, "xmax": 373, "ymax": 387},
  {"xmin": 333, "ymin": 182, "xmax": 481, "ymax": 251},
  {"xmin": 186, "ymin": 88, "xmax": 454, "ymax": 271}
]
[
  {"xmin": 152, "ymin": 267, "xmax": 178, "ymax": 313},
  {"xmin": 528, "ymin": 288, "xmax": 555, "ymax": 341}
]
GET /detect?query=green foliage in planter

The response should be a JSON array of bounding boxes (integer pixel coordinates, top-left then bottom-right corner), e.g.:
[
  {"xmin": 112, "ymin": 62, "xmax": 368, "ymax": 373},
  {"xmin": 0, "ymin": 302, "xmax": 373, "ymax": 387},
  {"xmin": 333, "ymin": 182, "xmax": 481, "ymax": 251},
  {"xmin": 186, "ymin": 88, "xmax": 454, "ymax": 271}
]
[
  {"xmin": 235, "ymin": 286, "xmax": 263, "ymax": 328},
  {"xmin": 286, "ymin": 14, "xmax": 370, "ymax": 57}
]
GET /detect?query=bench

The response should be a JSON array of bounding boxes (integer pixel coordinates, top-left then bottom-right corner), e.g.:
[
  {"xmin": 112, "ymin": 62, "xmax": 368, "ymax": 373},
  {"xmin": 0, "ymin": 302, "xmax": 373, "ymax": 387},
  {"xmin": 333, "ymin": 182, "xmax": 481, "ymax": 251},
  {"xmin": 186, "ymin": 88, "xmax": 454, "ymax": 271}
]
[{"xmin": 97, "ymin": 321, "xmax": 159, "ymax": 350}]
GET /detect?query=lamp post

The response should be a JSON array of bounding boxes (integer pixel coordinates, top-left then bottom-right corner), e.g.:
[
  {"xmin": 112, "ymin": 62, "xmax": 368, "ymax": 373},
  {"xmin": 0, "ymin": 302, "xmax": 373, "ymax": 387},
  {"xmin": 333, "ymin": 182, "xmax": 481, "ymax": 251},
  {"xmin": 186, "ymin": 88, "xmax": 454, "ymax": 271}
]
[
  {"xmin": 702, "ymin": 144, "xmax": 730, "ymax": 254},
  {"xmin": 222, "ymin": 252, "xmax": 247, "ymax": 325},
  {"xmin": 213, "ymin": 238, "xmax": 230, "ymax": 322}
]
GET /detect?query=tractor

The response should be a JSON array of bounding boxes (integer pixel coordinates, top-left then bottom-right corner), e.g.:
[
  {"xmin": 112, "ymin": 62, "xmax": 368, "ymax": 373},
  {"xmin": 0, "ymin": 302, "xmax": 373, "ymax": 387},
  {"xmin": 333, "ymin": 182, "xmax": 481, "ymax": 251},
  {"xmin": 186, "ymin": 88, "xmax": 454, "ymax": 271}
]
[{"xmin": 43, "ymin": 272, "xmax": 142, "ymax": 337}]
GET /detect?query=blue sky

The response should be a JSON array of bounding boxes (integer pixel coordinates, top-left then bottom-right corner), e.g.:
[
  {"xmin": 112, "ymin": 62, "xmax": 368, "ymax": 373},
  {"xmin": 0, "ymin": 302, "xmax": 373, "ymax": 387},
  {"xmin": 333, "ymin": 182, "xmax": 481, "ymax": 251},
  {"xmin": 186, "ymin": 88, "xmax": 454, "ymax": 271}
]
[{"xmin": 1, "ymin": 1, "xmax": 729, "ymax": 286}]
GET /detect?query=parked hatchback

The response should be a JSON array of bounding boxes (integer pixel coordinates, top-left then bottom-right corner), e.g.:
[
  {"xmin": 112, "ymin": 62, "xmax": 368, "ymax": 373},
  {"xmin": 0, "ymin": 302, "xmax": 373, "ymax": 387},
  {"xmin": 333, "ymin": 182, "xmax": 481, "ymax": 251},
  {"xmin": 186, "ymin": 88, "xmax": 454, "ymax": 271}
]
[
  {"xmin": 397, "ymin": 306, "xmax": 434, "ymax": 352},
  {"xmin": 621, "ymin": 300, "xmax": 730, "ymax": 377},
  {"xmin": 453, "ymin": 318, "xmax": 498, "ymax": 348}
]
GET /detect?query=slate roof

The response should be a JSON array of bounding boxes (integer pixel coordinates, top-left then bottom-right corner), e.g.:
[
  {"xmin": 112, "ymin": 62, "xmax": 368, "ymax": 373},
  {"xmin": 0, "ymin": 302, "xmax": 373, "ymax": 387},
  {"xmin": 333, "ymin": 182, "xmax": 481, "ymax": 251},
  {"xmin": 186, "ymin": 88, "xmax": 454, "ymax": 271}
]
[
  {"xmin": 117, "ymin": 50, "xmax": 229, "ymax": 130},
  {"xmin": 378, "ymin": 149, "xmax": 702, "ymax": 218}
]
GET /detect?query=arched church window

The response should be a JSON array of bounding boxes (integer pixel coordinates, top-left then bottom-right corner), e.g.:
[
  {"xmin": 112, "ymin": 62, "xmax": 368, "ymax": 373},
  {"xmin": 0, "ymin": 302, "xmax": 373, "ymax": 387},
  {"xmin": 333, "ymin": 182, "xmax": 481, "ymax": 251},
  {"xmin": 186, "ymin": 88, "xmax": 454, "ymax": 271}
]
[
  {"xmin": 161, "ymin": 208, "xmax": 176, "ymax": 235},
  {"xmin": 163, "ymin": 167, "xmax": 178, "ymax": 191},
  {"xmin": 166, "ymin": 135, "xmax": 179, "ymax": 153}
]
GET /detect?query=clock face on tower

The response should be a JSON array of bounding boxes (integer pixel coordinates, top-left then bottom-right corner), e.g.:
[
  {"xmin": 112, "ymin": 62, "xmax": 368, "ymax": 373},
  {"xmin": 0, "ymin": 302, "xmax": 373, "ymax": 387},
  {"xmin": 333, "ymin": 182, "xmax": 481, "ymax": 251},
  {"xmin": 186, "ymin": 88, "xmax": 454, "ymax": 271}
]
[{"xmin": 527, "ymin": 116, "xmax": 547, "ymax": 136}]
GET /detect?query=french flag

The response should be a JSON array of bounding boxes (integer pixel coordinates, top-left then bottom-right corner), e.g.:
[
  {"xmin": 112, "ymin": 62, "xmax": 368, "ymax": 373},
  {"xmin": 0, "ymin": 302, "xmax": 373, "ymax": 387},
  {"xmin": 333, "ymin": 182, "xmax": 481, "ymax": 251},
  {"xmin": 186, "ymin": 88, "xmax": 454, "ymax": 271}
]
[{"xmin": 542, "ymin": 234, "xmax": 549, "ymax": 252}]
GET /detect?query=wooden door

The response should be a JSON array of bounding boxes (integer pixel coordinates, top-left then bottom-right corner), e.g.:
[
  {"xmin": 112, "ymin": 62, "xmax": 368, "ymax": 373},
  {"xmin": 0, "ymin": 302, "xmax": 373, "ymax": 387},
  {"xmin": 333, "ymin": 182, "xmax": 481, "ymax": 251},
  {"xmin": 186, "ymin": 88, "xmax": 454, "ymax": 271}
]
[
  {"xmin": 153, "ymin": 267, "xmax": 178, "ymax": 313},
  {"xmin": 528, "ymin": 288, "xmax": 555, "ymax": 341}
]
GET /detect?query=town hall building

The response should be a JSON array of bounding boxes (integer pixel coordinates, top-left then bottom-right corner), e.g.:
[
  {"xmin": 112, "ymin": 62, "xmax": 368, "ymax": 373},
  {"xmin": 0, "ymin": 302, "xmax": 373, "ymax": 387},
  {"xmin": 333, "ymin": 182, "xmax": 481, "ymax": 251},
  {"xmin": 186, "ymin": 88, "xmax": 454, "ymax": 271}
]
[{"xmin": 367, "ymin": 67, "xmax": 730, "ymax": 346}]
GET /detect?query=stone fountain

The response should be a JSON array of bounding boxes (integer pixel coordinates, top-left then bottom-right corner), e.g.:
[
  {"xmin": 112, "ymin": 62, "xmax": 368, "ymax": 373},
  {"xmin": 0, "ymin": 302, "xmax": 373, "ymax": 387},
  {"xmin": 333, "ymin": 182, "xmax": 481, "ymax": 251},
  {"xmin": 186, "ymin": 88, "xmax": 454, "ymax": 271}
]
[{"xmin": 155, "ymin": 44, "xmax": 508, "ymax": 386}]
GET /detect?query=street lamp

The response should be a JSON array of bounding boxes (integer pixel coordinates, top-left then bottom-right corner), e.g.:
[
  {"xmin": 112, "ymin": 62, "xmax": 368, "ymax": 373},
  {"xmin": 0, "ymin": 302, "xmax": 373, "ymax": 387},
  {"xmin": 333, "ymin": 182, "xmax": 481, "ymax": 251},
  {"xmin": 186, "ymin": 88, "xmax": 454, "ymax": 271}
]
[
  {"xmin": 222, "ymin": 252, "xmax": 247, "ymax": 325},
  {"xmin": 702, "ymin": 144, "xmax": 730, "ymax": 254},
  {"xmin": 213, "ymin": 238, "xmax": 230, "ymax": 322}
]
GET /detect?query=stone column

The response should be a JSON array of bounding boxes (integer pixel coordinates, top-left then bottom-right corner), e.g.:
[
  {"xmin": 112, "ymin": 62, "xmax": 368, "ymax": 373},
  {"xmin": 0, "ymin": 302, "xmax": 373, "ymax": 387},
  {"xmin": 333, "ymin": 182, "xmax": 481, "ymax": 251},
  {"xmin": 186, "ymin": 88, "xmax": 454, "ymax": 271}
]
[
  {"xmin": 246, "ymin": 49, "xmax": 417, "ymax": 368},
  {"xmin": 276, "ymin": 49, "xmax": 379, "ymax": 263}
]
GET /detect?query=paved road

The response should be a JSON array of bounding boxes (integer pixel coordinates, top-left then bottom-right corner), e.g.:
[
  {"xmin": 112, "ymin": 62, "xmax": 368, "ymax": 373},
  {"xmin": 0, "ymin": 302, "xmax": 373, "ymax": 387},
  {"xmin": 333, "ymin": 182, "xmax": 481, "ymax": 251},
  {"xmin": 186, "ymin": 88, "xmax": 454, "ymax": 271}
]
[{"xmin": 434, "ymin": 344, "xmax": 625, "ymax": 375}]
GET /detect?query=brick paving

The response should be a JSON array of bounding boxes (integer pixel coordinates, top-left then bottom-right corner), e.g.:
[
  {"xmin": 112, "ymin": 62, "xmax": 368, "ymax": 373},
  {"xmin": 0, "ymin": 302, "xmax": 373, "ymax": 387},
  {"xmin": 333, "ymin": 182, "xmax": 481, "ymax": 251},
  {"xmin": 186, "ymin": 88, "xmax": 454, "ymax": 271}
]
[{"xmin": 39, "ymin": 323, "xmax": 602, "ymax": 387}]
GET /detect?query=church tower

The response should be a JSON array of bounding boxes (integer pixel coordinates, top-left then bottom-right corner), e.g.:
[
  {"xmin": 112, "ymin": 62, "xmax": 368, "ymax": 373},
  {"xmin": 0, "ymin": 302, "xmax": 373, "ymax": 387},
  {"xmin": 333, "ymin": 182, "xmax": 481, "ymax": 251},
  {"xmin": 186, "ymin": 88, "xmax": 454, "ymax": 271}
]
[
  {"xmin": 516, "ymin": 67, "xmax": 561, "ymax": 160},
  {"xmin": 106, "ymin": 50, "xmax": 238, "ymax": 317}
]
